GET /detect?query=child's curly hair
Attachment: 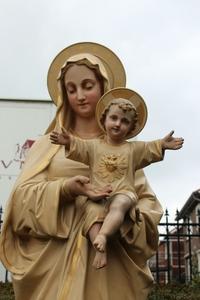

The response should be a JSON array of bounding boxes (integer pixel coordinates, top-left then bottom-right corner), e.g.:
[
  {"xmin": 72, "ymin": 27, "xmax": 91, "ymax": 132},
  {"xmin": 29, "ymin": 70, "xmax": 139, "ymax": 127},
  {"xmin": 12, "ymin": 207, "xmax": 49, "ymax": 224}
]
[{"xmin": 100, "ymin": 98, "xmax": 138, "ymax": 135}]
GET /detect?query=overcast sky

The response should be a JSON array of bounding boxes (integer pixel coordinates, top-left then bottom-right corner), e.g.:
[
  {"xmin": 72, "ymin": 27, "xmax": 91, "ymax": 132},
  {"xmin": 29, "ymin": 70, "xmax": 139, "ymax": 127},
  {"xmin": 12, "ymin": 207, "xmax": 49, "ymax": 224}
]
[{"xmin": 0, "ymin": 0, "xmax": 199, "ymax": 220}]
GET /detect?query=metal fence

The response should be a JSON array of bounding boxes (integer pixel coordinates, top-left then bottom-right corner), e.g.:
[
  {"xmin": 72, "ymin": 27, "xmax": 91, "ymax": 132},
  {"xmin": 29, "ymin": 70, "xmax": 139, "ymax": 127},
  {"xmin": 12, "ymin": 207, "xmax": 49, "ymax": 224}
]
[{"xmin": 150, "ymin": 209, "xmax": 200, "ymax": 284}]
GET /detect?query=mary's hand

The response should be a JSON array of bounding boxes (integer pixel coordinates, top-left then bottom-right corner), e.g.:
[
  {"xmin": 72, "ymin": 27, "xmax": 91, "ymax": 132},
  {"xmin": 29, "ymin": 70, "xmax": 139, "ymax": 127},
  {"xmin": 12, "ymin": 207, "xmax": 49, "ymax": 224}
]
[
  {"xmin": 85, "ymin": 183, "xmax": 112, "ymax": 201},
  {"xmin": 63, "ymin": 175, "xmax": 112, "ymax": 201}
]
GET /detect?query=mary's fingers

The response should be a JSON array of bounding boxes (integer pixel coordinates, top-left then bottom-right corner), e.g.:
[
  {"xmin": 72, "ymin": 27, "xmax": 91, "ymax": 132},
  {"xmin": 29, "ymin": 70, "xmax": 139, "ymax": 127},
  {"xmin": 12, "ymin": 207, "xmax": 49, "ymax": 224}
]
[
  {"xmin": 50, "ymin": 137, "xmax": 58, "ymax": 144},
  {"xmin": 50, "ymin": 134, "xmax": 57, "ymax": 141},
  {"xmin": 61, "ymin": 126, "xmax": 68, "ymax": 134},
  {"xmin": 51, "ymin": 131, "xmax": 59, "ymax": 136},
  {"xmin": 51, "ymin": 141, "xmax": 58, "ymax": 144},
  {"xmin": 50, "ymin": 133, "xmax": 59, "ymax": 140}
]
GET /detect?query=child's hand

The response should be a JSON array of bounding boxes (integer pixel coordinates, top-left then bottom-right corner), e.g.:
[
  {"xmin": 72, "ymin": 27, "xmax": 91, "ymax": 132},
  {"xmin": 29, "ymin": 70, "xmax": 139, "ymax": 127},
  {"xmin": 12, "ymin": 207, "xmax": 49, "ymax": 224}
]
[
  {"xmin": 162, "ymin": 130, "xmax": 184, "ymax": 150},
  {"xmin": 50, "ymin": 127, "xmax": 71, "ymax": 146}
]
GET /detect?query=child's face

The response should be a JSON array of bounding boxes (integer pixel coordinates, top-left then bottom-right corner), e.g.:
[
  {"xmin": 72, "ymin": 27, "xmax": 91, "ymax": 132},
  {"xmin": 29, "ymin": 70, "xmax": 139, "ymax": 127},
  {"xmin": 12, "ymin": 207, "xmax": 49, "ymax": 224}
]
[{"xmin": 104, "ymin": 105, "xmax": 134, "ymax": 143}]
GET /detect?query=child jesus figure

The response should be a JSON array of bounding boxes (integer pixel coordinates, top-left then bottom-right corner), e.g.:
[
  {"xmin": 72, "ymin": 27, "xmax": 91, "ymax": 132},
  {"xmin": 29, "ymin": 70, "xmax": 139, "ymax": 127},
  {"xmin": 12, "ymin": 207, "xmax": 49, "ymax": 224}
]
[{"xmin": 50, "ymin": 87, "xmax": 184, "ymax": 269}]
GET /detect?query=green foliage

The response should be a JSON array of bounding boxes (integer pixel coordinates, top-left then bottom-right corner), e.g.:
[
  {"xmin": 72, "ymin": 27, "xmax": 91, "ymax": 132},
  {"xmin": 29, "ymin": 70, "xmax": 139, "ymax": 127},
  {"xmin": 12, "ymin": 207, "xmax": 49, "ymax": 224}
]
[
  {"xmin": 148, "ymin": 278, "xmax": 200, "ymax": 300},
  {"xmin": 1, "ymin": 279, "xmax": 200, "ymax": 300},
  {"xmin": 0, "ymin": 282, "xmax": 14, "ymax": 300}
]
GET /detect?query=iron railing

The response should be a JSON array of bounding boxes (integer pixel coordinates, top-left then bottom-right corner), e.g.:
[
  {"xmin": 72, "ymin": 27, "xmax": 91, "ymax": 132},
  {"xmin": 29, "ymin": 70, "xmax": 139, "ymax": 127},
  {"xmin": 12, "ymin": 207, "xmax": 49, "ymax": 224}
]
[{"xmin": 150, "ymin": 209, "xmax": 200, "ymax": 284}]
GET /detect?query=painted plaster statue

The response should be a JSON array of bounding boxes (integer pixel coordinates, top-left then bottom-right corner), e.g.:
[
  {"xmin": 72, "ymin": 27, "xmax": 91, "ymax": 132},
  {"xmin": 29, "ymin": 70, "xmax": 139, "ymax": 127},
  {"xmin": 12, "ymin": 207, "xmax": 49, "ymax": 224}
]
[
  {"xmin": 1, "ymin": 42, "xmax": 166, "ymax": 300},
  {"xmin": 50, "ymin": 87, "xmax": 184, "ymax": 269}
]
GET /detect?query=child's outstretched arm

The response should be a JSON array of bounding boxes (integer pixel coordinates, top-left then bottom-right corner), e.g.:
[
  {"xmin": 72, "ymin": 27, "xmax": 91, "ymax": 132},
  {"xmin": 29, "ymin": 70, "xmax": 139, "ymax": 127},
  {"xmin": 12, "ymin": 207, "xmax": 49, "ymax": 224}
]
[
  {"xmin": 161, "ymin": 130, "xmax": 184, "ymax": 150},
  {"xmin": 50, "ymin": 127, "xmax": 71, "ymax": 150}
]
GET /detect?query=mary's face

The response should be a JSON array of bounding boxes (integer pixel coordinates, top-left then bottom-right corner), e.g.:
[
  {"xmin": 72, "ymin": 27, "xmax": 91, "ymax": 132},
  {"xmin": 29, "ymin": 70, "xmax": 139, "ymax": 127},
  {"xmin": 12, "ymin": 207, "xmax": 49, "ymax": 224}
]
[{"xmin": 64, "ymin": 64, "xmax": 102, "ymax": 119}]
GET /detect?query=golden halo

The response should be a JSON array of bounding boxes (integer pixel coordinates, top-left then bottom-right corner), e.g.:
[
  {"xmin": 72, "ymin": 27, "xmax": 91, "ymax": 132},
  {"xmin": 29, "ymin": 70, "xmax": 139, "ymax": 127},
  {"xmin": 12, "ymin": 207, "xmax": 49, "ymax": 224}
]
[
  {"xmin": 96, "ymin": 87, "xmax": 148, "ymax": 139},
  {"xmin": 47, "ymin": 42, "xmax": 126, "ymax": 104}
]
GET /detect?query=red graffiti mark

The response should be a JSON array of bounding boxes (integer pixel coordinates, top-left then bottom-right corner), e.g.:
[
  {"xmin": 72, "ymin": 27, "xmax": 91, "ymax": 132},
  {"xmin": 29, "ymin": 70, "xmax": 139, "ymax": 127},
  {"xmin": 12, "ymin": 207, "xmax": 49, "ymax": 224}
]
[{"xmin": 23, "ymin": 139, "xmax": 35, "ymax": 148}]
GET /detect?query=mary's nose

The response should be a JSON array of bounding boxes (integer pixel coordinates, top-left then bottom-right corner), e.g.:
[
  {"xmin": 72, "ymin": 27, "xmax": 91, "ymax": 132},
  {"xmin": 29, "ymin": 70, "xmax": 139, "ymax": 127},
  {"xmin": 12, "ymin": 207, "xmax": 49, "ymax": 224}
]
[{"xmin": 77, "ymin": 88, "xmax": 86, "ymax": 101}]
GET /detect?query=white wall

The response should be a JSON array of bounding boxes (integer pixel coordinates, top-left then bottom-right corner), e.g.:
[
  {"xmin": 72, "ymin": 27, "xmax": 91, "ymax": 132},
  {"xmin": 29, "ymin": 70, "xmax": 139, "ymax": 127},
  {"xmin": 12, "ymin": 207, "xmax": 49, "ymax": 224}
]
[{"xmin": 0, "ymin": 99, "xmax": 55, "ymax": 281}]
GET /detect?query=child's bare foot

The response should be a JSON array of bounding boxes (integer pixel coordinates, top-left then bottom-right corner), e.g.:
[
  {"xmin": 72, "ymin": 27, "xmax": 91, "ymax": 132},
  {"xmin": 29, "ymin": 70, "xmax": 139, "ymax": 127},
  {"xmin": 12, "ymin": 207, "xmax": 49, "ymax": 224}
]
[
  {"xmin": 93, "ymin": 233, "xmax": 107, "ymax": 252},
  {"xmin": 92, "ymin": 251, "xmax": 107, "ymax": 269}
]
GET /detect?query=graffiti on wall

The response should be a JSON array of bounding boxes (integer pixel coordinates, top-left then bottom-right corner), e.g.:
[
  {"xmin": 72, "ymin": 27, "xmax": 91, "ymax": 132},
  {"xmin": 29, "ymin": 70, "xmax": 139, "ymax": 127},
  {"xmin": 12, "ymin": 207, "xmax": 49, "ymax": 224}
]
[{"xmin": 0, "ymin": 139, "xmax": 35, "ymax": 178}]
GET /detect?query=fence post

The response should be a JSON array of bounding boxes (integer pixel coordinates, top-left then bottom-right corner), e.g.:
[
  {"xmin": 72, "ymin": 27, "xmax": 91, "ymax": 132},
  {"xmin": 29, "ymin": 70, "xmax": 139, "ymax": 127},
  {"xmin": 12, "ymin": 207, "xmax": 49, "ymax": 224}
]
[
  {"xmin": 156, "ymin": 249, "xmax": 159, "ymax": 283},
  {"xmin": 176, "ymin": 209, "xmax": 182, "ymax": 282},
  {"xmin": 198, "ymin": 209, "xmax": 200, "ymax": 234},
  {"xmin": 186, "ymin": 216, "xmax": 193, "ymax": 281},
  {"xmin": 165, "ymin": 209, "xmax": 171, "ymax": 283},
  {"xmin": 0, "ymin": 206, "xmax": 2, "ymax": 231}
]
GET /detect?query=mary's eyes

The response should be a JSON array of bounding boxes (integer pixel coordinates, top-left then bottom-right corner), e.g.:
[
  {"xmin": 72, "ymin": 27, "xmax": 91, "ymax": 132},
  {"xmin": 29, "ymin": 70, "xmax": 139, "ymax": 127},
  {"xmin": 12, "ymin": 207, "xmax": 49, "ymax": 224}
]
[
  {"xmin": 67, "ymin": 88, "xmax": 75, "ymax": 93},
  {"xmin": 65, "ymin": 84, "xmax": 75, "ymax": 94},
  {"xmin": 84, "ymin": 83, "xmax": 93, "ymax": 90},
  {"xmin": 65, "ymin": 81, "xmax": 95, "ymax": 94}
]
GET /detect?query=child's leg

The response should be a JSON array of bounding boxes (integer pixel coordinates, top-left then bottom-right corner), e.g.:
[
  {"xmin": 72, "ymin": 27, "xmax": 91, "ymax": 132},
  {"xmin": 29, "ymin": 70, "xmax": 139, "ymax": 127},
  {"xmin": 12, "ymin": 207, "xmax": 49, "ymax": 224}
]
[
  {"xmin": 88, "ymin": 222, "xmax": 102, "ymax": 244},
  {"xmin": 88, "ymin": 222, "xmax": 108, "ymax": 269},
  {"xmin": 93, "ymin": 194, "xmax": 133, "ymax": 252},
  {"xmin": 83, "ymin": 201, "xmax": 108, "ymax": 269}
]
